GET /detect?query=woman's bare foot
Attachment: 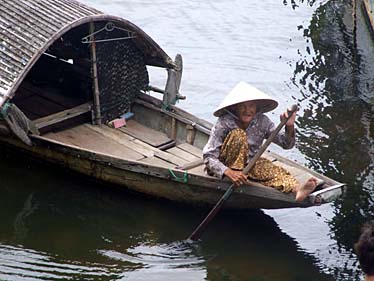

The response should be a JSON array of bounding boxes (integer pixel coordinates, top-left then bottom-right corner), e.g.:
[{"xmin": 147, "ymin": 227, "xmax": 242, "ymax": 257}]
[{"xmin": 295, "ymin": 177, "xmax": 318, "ymax": 202}]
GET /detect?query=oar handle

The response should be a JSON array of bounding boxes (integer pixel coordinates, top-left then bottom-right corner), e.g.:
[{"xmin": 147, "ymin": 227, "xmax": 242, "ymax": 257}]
[{"xmin": 242, "ymin": 104, "xmax": 298, "ymax": 175}]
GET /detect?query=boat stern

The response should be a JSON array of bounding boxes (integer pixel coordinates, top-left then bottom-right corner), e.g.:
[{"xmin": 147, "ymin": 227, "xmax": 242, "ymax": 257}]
[{"xmin": 308, "ymin": 184, "xmax": 346, "ymax": 205}]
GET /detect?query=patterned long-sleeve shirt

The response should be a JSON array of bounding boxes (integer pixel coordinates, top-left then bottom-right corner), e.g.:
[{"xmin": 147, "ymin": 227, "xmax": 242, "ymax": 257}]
[{"xmin": 202, "ymin": 113, "xmax": 295, "ymax": 178}]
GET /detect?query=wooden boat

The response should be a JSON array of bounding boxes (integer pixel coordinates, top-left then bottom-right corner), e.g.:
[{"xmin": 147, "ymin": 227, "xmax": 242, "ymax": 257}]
[{"xmin": 0, "ymin": 0, "xmax": 344, "ymax": 210}]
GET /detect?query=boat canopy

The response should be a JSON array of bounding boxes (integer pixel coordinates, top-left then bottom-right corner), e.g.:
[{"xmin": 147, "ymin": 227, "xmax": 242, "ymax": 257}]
[{"xmin": 0, "ymin": 0, "xmax": 174, "ymax": 110}]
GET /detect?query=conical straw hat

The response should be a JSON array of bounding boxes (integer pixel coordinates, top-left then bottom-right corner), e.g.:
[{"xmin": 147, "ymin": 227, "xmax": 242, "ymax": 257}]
[{"xmin": 213, "ymin": 81, "xmax": 278, "ymax": 117}]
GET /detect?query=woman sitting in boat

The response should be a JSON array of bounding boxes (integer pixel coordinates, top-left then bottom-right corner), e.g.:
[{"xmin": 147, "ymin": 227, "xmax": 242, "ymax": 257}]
[{"xmin": 203, "ymin": 81, "xmax": 317, "ymax": 202}]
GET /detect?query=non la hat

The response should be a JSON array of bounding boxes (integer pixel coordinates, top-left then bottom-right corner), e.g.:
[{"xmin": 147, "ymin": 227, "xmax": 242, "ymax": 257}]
[{"xmin": 213, "ymin": 81, "xmax": 279, "ymax": 117}]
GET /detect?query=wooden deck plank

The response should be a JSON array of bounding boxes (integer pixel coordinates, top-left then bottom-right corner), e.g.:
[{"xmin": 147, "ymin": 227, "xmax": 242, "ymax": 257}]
[
  {"xmin": 188, "ymin": 164, "xmax": 207, "ymax": 177},
  {"xmin": 119, "ymin": 119, "xmax": 172, "ymax": 147},
  {"xmin": 44, "ymin": 119, "xmax": 189, "ymax": 167},
  {"xmin": 177, "ymin": 142, "xmax": 203, "ymax": 158},
  {"xmin": 131, "ymin": 139, "xmax": 161, "ymax": 152},
  {"xmin": 80, "ymin": 123, "xmax": 188, "ymax": 166},
  {"xmin": 44, "ymin": 125, "xmax": 144, "ymax": 161},
  {"xmin": 139, "ymin": 156, "xmax": 175, "ymax": 169},
  {"xmin": 83, "ymin": 124, "xmax": 156, "ymax": 158},
  {"xmin": 84, "ymin": 124, "xmax": 134, "ymax": 142},
  {"xmin": 166, "ymin": 147, "xmax": 201, "ymax": 162},
  {"xmin": 132, "ymin": 138, "xmax": 188, "ymax": 166},
  {"xmin": 154, "ymin": 150, "xmax": 189, "ymax": 166},
  {"xmin": 177, "ymin": 159, "xmax": 204, "ymax": 170}
]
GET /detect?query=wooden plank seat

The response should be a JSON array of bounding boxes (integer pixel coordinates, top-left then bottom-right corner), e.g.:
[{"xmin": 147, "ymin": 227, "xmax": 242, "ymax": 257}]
[
  {"xmin": 34, "ymin": 102, "xmax": 93, "ymax": 130},
  {"xmin": 119, "ymin": 119, "xmax": 175, "ymax": 149}
]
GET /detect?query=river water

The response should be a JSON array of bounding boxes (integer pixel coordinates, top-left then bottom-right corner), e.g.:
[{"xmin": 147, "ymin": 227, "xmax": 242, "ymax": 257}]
[{"xmin": 1, "ymin": 0, "xmax": 374, "ymax": 280}]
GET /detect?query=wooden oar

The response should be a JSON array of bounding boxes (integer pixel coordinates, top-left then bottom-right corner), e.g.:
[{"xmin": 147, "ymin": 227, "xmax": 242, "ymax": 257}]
[{"xmin": 188, "ymin": 104, "xmax": 298, "ymax": 241}]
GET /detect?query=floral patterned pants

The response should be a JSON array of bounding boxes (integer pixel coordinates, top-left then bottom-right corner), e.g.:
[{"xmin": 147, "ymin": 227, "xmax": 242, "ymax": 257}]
[{"xmin": 219, "ymin": 128, "xmax": 298, "ymax": 193}]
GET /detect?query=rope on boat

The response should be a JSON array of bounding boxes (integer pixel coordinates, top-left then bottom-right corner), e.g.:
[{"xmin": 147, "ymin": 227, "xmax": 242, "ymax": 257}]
[{"xmin": 168, "ymin": 168, "xmax": 188, "ymax": 183}]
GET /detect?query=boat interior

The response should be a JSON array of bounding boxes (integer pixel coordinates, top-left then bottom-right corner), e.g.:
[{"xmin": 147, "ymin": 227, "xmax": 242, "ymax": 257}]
[
  {"xmin": 12, "ymin": 54, "xmax": 210, "ymax": 178},
  {"xmin": 12, "ymin": 61, "xmax": 329, "ymax": 188},
  {"xmin": 9, "ymin": 22, "xmax": 334, "ymax": 188}
]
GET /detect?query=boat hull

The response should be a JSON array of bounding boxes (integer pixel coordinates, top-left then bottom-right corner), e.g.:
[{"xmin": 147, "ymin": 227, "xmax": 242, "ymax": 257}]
[{"xmin": 0, "ymin": 134, "xmax": 314, "ymax": 210}]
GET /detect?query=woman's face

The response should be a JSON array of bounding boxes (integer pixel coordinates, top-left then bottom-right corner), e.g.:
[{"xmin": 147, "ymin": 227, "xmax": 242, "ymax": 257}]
[{"xmin": 235, "ymin": 101, "xmax": 257, "ymax": 126}]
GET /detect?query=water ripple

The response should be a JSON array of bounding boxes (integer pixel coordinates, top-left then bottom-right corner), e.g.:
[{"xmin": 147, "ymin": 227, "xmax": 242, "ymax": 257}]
[
  {"xmin": 0, "ymin": 244, "xmax": 114, "ymax": 280},
  {"xmin": 99, "ymin": 241, "xmax": 207, "ymax": 280}
]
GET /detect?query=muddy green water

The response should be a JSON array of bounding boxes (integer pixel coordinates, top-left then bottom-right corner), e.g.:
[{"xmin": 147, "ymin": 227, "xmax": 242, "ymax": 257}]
[{"xmin": 1, "ymin": 0, "xmax": 374, "ymax": 280}]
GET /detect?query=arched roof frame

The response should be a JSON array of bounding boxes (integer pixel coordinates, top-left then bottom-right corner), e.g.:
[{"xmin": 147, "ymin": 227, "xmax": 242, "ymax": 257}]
[{"xmin": 0, "ymin": 0, "xmax": 174, "ymax": 108}]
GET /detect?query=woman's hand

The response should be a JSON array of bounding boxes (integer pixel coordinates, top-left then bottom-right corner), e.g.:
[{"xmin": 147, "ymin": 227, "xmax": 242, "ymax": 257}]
[
  {"xmin": 280, "ymin": 110, "xmax": 297, "ymax": 127},
  {"xmin": 224, "ymin": 168, "xmax": 248, "ymax": 186},
  {"xmin": 280, "ymin": 111, "xmax": 296, "ymax": 127}
]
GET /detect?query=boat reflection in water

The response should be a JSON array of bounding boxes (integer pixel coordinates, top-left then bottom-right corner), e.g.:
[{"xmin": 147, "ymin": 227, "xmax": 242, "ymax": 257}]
[{"xmin": 0, "ymin": 149, "xmax": 333, "ymax": 280}]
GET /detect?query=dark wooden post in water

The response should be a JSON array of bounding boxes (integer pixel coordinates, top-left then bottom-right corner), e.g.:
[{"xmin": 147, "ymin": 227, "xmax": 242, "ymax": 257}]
[
  {"xmin": 188, "ymin": 104, "xmax": 298, "ymax": 241},
  {"xmin": 89, "ymin": 21, "xmax": 102, "ymax": 125}
]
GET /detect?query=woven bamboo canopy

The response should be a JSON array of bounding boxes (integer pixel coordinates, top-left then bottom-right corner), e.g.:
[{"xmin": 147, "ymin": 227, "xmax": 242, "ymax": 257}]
[{"xmin": 0, "ymin": 0, "xmax": 174, "ymax": 108}]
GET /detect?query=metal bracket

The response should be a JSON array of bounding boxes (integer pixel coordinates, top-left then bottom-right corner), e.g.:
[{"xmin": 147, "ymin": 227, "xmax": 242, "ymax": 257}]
[{"xmin": 81, "ymin": 22, "xmax": 136, "ymax": 44}]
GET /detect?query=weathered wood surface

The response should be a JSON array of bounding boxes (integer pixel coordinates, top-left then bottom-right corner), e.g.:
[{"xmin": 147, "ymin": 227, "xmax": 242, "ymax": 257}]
[
  {"xmin": 177, "ymin": 142, "xmax": 203, "ymax": 158},
  {"xmin": 34, "ymin": 102, "xmax": 92, "ymax": 129},
  {"xmin": 89, "ymin": 21, "xmax": 102, "ymax": 125},
  {"xmin": 119, "ymin": 119, "xmax": 172, "ymax": 147},
  {"xmin": 137, "ymin": 93, "xmax": 213, "ymax": 129},
  {"xmin": 44, "ymin": 123, "xmax": 199, "ymax": 167},
  {"xmin": 44, "ymin": 124, "xmax": 145, "ymax": 160},
  {"xmin": 166, "ymin": 146, "xmax": 200, "ymax": 163},
  {"xmin": 177, "ymin": 159, "xmax": 204, "ymax": 171},
  {"xmin": 139, "ymin": 156, "xmax": 175, "ymax": 169},
  {"xmin": 135, "ymin": 95, "xmax": 212, "ymax": 135}
]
